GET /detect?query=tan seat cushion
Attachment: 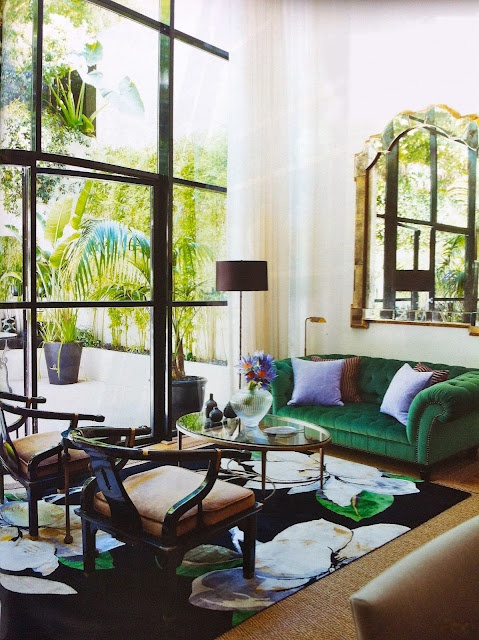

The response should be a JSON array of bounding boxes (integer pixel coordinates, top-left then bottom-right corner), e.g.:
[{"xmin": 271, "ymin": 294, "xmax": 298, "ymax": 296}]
[
  {"xmin": 93, "ymin": 465, "xmax": 256, "ymax": 538},
  {"xmin": 10, "ymin": 432, "xmax": 89, "ymax": 478}
]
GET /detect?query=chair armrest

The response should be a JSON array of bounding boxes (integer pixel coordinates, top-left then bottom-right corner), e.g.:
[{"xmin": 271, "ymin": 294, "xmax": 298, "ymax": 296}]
[
  {"xmin": 27, "ymin": 443, "xmax": 63, "ymax": 479},
  {"xmin": 0, "ymin": 402, "xmax": 105, "ymax": 427},
  {"xmin": 407, "ymin": 371, "xmax": 479, "ymax": 443},
  {"xmin": 0, "ymin": 392, "xmax": 47, "ymax": 406},
  {"xmin": 70, "ymin": 427, "xmax": 253, "ymax": 541}
]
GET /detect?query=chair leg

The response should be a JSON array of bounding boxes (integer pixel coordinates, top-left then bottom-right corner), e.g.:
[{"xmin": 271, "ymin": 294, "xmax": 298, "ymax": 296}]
[
  {"xmin": 240, "ymin": 513, "xmax": 257, "ymax": 579},
  {"xmin": 159, "ymin": 551, "xmax": 182, "ymax": 629},
  {"xmin": 28, "ymin": 491, "xmax": 39, "ymax": 539},
  {"xmin": 82, "ymin": 518, "xmax": 97, "ymax": 575},
  {"xmin": 0, "ymin": 469, "xmax": 4, "ymax": 504}
]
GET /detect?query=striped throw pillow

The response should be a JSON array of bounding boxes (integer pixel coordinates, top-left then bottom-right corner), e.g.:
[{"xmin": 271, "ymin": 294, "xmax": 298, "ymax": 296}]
[
  {"xmin": 413, "ymin": 362, "xmax": 450, "ymax": 386},
  {"xmin": 311, "ymin": 356, "xmax": 362, "ymax": 402}
]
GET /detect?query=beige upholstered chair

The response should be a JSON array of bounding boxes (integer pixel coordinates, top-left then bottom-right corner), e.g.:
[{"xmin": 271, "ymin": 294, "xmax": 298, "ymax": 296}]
[
  {"xmin": 67, "ymin": 426, "xmax": 262, "ymax": 628},
  {"xmin": 0, "ymin": 393, "xmax": 104, "ymax": 540},
  {"xmin": 349, "ymin": 515, "xmax": 479, "ymax": 640}
]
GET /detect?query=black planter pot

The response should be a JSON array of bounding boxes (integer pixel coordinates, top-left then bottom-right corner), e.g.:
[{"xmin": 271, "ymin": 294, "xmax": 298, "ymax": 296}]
[
  {"xmin": 44, "ymin": 342, "xmax": 83, "ymax": 385},
  {"xmin": 171, "ymin": 375, "xmax": 207, "ymax": 433}
]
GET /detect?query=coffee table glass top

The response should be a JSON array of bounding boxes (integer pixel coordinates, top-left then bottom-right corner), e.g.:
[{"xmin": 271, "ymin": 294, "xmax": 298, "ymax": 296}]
[{"xmin": 177, "ymin": 412, "xmax": 330, "ymax": 451}]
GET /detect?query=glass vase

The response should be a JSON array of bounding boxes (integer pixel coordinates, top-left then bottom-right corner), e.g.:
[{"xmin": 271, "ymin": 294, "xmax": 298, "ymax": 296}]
[{"xmin": 229, "ymin": 386, "xmax": 273, "ymax": 429}]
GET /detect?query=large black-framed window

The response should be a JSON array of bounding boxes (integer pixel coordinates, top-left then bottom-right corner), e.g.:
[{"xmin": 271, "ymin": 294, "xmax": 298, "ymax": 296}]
[{"xmin": 0, "ymin": 0, "xmax": 229, "ymax": 440}]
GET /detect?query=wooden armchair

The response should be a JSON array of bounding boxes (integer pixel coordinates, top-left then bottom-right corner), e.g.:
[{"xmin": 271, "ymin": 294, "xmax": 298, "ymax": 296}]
[
  {"xmin": 67, "ymin": 426, "xmax": 262, "ymax": 627},
  {"xmin": 0, "ymin": 392, "xmax": 105, "ymax": 540}
]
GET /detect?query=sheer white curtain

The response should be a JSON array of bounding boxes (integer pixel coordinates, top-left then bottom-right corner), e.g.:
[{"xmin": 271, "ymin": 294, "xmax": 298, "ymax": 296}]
[{"xmin": 226, "ymin": 0, "xmax": 334, "ymax": 380}]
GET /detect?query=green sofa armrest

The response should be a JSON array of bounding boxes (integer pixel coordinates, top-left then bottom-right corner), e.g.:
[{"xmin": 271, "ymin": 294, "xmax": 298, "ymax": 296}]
[
  {"xmin": 407, "ymin": 371, "xmax": 479, "ymax": 444},
  {"xmin": 271, "ymin": 359, "xmax": 294, "ymax": 413}
]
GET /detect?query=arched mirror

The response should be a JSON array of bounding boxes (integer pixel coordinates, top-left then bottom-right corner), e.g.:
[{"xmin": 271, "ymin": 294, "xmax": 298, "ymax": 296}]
[{"xmin": 352, "ymin": 105, "xmax": 479, "ymax": 335}]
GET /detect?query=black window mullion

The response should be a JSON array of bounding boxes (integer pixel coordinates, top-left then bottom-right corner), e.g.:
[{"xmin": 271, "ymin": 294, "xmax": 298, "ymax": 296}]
[
  {"xmin": 32, "ymin": 0, "xmax": 42, "ymax": 153},
  {"xmin": 464, "ymin": 148, "xmax": 477, "ymax": 315},
  {"xmin": 429, "ymin": 131, "xmax": 438, "ymax": 308},
  {"xmin": 383, "ymin": 142, "xmax": 398, "ymax": 309}
]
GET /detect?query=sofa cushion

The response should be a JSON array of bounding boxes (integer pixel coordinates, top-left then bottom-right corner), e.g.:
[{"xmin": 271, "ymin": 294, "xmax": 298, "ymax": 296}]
[
  {"xmin": 312, "ymin": 355, "xmax": 361, "ymax": 402},
  {"xmin": 288, "ymin": 357, "xmax": 345, "ymax": 406},
  {"xmin": 277, "ymin": 402, "xmax": 410, "ymax": 444},
  {"xmin": 413, "ymin": 362, "xmax": 450, "ymax": 386},
  {"xmin": 380, "ymin": 363, "xmax": 433, "ymax": 425}
]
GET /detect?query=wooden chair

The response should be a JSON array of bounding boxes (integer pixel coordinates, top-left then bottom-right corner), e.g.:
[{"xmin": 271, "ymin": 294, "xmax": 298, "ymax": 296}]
[
  {"xmin": 0, "ymin": 392, "xmax": 105, "ymax": 540},
  {"xmin": 67, "ymin": 426, "xmax": 262, "ymax": 627}
]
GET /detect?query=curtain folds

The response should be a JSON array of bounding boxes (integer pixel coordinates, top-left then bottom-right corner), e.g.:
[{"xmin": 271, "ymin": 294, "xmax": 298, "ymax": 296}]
[{"xmin": 227, "ymin": 0, "xmax": 329, "ymax": 378}]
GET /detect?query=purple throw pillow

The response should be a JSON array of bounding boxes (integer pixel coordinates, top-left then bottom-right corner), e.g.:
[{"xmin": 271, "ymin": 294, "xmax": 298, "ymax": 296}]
[{"xmin": 288, "ymin": 357, "xmax": 345, "ymax": 406}]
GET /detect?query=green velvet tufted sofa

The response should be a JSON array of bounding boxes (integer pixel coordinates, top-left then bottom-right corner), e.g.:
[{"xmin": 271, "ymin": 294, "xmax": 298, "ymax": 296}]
[{"xmin": 270, "ymin": 354, "xmax": 479, "ymax": 477}]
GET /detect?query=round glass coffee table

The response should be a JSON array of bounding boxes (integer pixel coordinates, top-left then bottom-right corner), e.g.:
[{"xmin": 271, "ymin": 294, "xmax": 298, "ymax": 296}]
[{"xmin": 176, "ymin": 412, "xmax": 331, "ymax": 497}]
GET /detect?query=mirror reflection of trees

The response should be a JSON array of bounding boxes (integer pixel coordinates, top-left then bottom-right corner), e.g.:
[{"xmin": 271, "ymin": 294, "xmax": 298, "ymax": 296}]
[{"xmin": 352, "ymin": 105, "xmax": 479, "ymax": 329}]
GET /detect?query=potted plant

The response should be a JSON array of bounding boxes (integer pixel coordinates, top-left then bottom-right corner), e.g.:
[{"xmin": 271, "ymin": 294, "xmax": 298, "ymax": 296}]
[
  {"xmin": 40, "ymin": 306, "xmax": 83, "ymax": 385},
  {"xmin": 169, "ymin": 232, "xmax": 214, "ymax": 430}
]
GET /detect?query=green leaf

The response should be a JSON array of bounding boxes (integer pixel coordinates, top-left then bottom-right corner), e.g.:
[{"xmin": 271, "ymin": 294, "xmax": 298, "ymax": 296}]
[
  {"xmin": 316, "ymin": 490, "xmax": 394, "ymax": 522},
  {"xmin": 72, "ymin": 181, "xmax": 93, "ymax": 229},
  {"xmin": 49, "ymin": 231, "xmax": 81, "ymax": 268},
  {"xmin": 382, "ymin": 472, "xmax": 423, "ymax": 483},
  {"xmin": 232, "ymin": 610, "xmax": 257, "ymax": 627},
  {"xmin": 80, "ymin": 41, "xmax": 103, "ymax": 66},
  {"xmin": 103, "ymin": 77, "xmax": 145, "ymax": 116},
  {"xmin": 176, "ymin": 558, "xmax": 243, "ymax": 577},
  {"xmin": 44, "ymin": 197, "xmax": 74, "ymax": 246},
  {"xmin": 59, "ymin": 551, "xmax": 114, "ymax": 571}
]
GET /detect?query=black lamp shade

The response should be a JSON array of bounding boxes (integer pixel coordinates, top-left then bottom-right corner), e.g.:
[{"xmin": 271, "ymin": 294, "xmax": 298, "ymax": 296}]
[{"xmin": 216, "ymin": 260, "xmax": 268, "ymax": 292}]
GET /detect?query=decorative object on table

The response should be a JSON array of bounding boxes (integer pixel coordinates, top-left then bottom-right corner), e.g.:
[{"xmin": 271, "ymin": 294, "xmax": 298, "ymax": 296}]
[
  {"xmin": 304, "ymin": 316, "xmax": 326, "ymax": 356},
  {"xmin": 204, "ymin": 393, "xmax": 218, "ymax": 418},
  {"xmin": 215, "ymin": 260, "xmax": 268, "ymax": 387},
  {"xmin": 223, "ymin": 401, "xmax": 237, "ymax": 418},
  {"xmin": 230, "ymin": 351, "xmax": 277, "ymax": 429},
  {"xmin": 209, "ymin": 407, "xmax": 224, "ymax": 424}
]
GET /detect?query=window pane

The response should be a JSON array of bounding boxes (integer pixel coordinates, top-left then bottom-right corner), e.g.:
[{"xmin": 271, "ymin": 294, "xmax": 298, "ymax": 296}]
[
  {"xmin": 36, "ymin": 175, "xmax": 152, "ymax": 303},
  {"xmin": 397, "ymin": 224, "xmax": 430, "ymax": 271},
  {"xmin": 437, "ymin": 136, "xmax": 468, "ymax": 227},
  {"xmin": 397, "ymin": 129, "xmax": 431, "ymax": 221},
  {"xmin": 1, "ymin": 318, "xmax": 26, "ymax": 394},
  {"xmin": 111, "ymin": 0, "xmax": 168, "ymax": 23},
  {"xmin": 173, "ymin": 306, "xmax": 228, "ymax": 370},
  {"xmin": 173, "ymin": 41, "xmax": 227, "ymax": 186},
  {"xmin": 175, "ymin": 0, "xmax": 230, "ymax": 51},
  {"xmin": 42, "ymin": 0, "xmax": 159, "ymax": 172},
  {"xmin": 37, "ymin": 306, "xmax": 152, "ymax": 430},
  {"xmin": 0, "ymin": 0, "xmax": 33, "ymax": 150},
  {"xmin": 435, "ymin": 231, "xmax": 465, "ymax": 302},
  {"xmin": 366, "ymin": 211, "xmax": 385, "ymax": 309},
  {"xmin": 0, "ymin": 166, "xmax": 24, "ymax": 302},
  {"xmin": 172, "ymin": 185, "xmax": 226, "ymax": 302}
]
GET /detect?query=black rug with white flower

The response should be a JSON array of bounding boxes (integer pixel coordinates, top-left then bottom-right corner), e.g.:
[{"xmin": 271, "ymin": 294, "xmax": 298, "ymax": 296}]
[{"xmin": 0, "ymin": 452, "xmax": 470, "ymax": 640}]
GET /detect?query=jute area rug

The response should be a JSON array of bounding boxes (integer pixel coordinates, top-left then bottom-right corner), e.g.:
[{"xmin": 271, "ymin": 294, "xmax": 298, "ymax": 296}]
[{"xmin": 217, "ymin": 444, "xmax": 479, "ymax": 640}]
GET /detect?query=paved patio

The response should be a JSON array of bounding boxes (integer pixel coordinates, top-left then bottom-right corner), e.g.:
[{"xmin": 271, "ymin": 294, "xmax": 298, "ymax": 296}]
[{"xmin": 4, "ymin": 347, "xmax": 231, "ymax": 437}]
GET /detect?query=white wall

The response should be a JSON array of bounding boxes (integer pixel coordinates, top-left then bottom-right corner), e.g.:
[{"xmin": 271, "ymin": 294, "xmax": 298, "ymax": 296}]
[{"xmin": 307, "ymin": 0, "xmax": 479, "ymax": 367}]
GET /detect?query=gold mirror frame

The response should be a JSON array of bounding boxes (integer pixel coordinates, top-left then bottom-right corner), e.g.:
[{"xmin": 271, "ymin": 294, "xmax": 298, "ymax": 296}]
[{"xmin": 351, "ymin": 104, "xmax": 479, "ymax": 334}]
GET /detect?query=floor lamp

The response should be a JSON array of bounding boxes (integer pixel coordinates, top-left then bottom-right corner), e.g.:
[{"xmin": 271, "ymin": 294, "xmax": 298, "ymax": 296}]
[
  {"xmin": 304, "ymin": 316, "xmax": 326, "ymax": 356},
  {"xmin": 216, "ymin": 260, "xmax": 268, "ymax": 387}
]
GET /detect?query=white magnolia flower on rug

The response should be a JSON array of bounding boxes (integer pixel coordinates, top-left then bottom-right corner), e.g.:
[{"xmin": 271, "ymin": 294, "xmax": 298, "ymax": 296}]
[
  {"xmin": 0, "ymin": 537, "xmax": 58, "ymax": 576},
  {"xmin": 190, "ymin": 517, "xmax": 410, "ymax": 612},
  {"xmin": 0, "ymin": 499, "xmax": 123, "ymax": 557},
  {"xmin": 241, "ymin": 450, "xmax": 323, "ymax": 490}
]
